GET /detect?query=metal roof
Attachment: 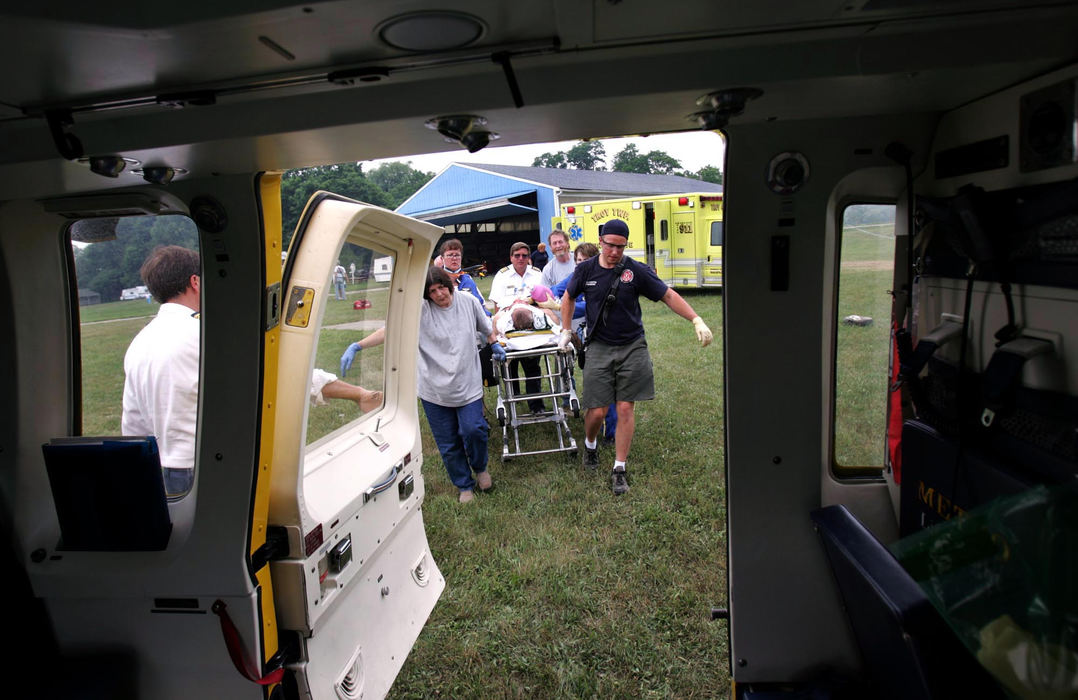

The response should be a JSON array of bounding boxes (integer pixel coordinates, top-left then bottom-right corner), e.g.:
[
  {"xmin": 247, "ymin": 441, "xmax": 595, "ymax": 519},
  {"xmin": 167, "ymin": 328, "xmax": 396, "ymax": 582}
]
[{"xmin": 462, "ymin": 164, "xmax": 723, "ymax": 195}]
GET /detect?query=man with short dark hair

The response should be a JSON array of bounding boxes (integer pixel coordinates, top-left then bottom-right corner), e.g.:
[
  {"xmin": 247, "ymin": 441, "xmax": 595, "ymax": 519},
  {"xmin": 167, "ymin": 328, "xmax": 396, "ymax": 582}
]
[
  {"xmin": 560, "ymin": 219, "xmax": 713, "ymax": 495},
  {"xmin": 489, "ymin": 241, "xmax": 543, "ymax": 311},
  {"xmin": 122, "ymin": 245, "xmax": 201, "ymax": 496}
]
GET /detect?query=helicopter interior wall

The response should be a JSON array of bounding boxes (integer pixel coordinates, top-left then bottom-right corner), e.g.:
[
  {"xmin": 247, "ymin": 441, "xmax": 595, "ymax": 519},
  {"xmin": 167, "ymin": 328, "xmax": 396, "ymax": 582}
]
[
  {"xmin": 0, "ymin": 175, "xmax": 282, "ymax": 699},
  {"xmin": 722, "ymin": 111, "xmax": 939, "ymax": 681}
]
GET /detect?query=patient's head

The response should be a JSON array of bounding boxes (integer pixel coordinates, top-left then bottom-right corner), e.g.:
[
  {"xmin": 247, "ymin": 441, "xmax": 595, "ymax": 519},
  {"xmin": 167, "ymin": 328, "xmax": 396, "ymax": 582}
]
[{"xmin": 511, "ymin": 306, "xmax": 534, "ymax": 331}]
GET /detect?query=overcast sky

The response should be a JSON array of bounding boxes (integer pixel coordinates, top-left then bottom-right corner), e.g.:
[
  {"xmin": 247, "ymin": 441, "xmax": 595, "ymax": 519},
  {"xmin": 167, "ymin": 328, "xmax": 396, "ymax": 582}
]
[{"xmin": 363, "ymin": 131, "xmax": 726, "ymax": 175}]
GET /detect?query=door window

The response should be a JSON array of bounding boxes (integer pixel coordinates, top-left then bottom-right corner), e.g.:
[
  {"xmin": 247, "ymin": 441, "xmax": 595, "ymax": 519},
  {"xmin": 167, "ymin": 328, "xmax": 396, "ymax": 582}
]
[
  {"xmin": 305, "ymin": 241, "xmax": 389, "ymax": 445},
  {"xmin": 833, "ymin": 204, "xmax": 896, "ymax": 472}
]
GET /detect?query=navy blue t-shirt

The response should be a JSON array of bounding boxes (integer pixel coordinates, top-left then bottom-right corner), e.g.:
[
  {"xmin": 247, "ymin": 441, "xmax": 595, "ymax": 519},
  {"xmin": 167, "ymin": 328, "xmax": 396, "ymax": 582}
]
[{"xmin": 565, "ymin": 256, "xmax": 668, "ymax": 345}]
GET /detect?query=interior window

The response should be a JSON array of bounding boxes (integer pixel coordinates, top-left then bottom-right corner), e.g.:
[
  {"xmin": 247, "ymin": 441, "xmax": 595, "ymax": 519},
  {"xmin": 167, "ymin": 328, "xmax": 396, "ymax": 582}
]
[
  {"xmin": 833, "ymin": 204, "xmax": 896, "ymax": 472},
  {"xmin": 710, "ymin": 221, "xmax": 724, "ymax": 246},
  {"xmin": 305, "ymin": 240, "xmax": 389, "ymax": 445},
  {"xmin": 69, "ymin": 215, "xmax": 201, "ymax": 498}
]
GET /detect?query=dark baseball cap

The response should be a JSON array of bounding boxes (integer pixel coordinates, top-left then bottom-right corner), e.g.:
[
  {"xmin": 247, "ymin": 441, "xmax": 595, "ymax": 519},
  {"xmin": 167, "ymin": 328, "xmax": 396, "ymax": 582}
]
[{"xmin": 602, "ymin": 219, "xmax": 629, "ymax": 239}]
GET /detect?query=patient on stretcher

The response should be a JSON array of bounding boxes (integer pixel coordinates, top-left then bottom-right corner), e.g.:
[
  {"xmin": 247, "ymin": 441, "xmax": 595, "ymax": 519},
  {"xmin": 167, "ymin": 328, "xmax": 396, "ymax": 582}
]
[{"xmin": 493, "ymin": 303, "xmax": 563, "ymax": 351}]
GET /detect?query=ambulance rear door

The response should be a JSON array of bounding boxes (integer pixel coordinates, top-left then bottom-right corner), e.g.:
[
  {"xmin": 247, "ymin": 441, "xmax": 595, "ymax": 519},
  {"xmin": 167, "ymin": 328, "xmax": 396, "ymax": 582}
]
[
  {"xmin": 268, "ymin": 192, "xmax": 445, "ymax": 700},
  {"xmin": 670, "ymin": 199, "xmax": 699, "ymax": 286}
]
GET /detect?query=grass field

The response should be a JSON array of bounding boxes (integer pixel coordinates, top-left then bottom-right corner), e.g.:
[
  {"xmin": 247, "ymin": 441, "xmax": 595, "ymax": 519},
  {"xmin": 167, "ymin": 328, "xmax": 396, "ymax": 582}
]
[
  {"xmin": 834, "ymin": 224, "xmax": 896, "ymax": 467},
  {"xmin": 75, "ymin": 238, "xmax": 891, "ymax": 697}
]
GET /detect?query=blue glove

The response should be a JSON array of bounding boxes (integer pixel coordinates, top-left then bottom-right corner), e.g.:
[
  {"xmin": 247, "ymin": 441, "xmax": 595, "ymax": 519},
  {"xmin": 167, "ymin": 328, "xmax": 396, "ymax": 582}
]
[
  {"xmin": 490, "ymin": 343, "xmax": 506, "ymax": 362},
  {"xmin": 340, "ymin": 342, "xmax": 361, "ymax": 376}
]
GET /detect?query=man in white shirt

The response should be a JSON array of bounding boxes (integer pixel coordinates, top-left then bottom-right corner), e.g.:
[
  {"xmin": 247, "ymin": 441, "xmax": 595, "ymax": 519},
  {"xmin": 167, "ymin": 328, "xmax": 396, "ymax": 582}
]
[
  {"xmin": 121, "ymin": 245, "xmax": 201, "ymax": 496},
  {"xmin": 488, "ymin": 241, "xmax": 543, "ymax": 312},
  {"xmin": 488, "ymin": 242, "xmax": 546, "ymax": 411},
  {"xmin": 332, "ymin": 261, "xmax": 347, "ymax": 300}
]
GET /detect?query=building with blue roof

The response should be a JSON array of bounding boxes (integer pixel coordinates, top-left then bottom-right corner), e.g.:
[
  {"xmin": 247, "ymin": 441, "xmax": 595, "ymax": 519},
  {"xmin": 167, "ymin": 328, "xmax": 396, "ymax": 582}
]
[{"xmin": 396, "ymin": 163, "xmax": 721, "ymax": 270}]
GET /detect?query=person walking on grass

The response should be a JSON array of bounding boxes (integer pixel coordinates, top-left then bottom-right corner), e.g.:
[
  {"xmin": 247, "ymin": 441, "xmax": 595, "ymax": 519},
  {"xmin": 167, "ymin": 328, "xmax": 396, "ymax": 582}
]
[
  {"xmin": 543, "ymin": 242, "xmax": 618, "ymax": 445},
  {"xmin": 559, "ymin": 219, "xmax": 713, "ymax": 495},
  {"xmin": 332, "ymin": 260, "xmax": 347, "ymax": 300},
  {"xmin": 418, "ymin": 267, "xmax": 506, "ymax": 504}
]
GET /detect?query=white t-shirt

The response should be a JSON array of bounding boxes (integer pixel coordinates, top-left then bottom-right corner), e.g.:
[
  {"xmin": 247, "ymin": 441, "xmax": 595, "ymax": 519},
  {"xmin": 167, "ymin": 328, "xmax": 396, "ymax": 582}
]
[
  {"xmin": 121, "ymin": 303, "xmax": 200, "ymax": 469},
  {"xmin": 541, "ymin": 256, "xmax": 576, "ymax": 288}
]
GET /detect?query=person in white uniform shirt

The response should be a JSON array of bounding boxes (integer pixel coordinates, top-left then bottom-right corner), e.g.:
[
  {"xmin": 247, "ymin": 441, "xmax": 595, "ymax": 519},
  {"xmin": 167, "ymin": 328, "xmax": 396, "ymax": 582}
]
[
  {"xmin": 488, "ymin": 241, "xmax": 544, "ymax": 311},
  {"xmin": 121, "ymin": 245, "xmax": 202, "ymax": 496},
  {"xmin": 488, "ymin": 241, "xmax": 546, "ymax": 412}
]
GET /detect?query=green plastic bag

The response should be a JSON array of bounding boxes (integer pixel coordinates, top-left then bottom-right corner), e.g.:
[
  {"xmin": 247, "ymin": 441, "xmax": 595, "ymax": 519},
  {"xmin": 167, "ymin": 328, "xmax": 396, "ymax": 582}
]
[{"xmin": 891, "ymin": 483, "xmax": 1078, "ymax": 699}]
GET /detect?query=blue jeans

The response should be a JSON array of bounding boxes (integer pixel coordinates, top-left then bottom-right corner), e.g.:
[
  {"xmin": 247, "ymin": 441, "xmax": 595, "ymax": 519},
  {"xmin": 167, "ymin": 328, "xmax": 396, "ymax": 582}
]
[
  {"xmin": 421, "ymin": 398, "xmax": 488, "ymax": 491},
  {"xmin": 163, "ymin": 467, "xmax": 194, "ymax": 497},
  {"xmin": 334, "ymin": 280, "xmax": 346, "ymax": 300}
]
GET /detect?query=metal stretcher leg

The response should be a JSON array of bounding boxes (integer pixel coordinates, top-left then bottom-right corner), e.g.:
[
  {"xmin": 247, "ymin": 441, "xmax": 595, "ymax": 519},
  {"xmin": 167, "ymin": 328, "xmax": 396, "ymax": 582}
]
[{"xmin": 492, "ymin": 346, "xmax": 579, "ymax": 461}]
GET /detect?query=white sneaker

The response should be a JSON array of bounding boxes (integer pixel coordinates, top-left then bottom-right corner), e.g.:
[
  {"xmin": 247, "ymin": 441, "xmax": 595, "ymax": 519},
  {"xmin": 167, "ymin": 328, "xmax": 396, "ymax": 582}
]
[{"xmin": 459, "ymin": 489, "xmax": 475, "ymax": 504}]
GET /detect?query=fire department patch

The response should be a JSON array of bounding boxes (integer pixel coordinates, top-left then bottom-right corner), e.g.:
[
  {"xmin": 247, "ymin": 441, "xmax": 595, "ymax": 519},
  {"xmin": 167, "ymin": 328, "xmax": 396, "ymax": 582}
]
[{"xmin": 620, "ymin": 269, "xmax": 634, "ymax": 283}]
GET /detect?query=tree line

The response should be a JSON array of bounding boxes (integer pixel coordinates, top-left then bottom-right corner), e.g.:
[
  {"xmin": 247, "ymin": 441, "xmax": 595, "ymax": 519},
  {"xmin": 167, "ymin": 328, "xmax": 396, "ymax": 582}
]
[
  {"xmin": 74, "ymin": 162, "xmax": 435, "ymax": 301},
  {"xmin": 531, "ymin": 140, "xmax": 723, "ymax": 184},
  {"xmin": 74, "ymin": 143, "xmax": 724, "ymax": 301}
]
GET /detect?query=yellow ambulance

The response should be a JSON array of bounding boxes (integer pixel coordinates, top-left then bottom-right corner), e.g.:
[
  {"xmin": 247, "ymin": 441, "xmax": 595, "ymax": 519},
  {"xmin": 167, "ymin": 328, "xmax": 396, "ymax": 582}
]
[{"xmin": 552, "ymin": 192, "xmax": 724, "ymax": 288}]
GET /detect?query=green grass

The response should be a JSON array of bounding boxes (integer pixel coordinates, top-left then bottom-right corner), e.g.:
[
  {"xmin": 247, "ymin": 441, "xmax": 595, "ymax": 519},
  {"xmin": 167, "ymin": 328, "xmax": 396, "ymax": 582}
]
[
  {"xmin": 839, "ymin": 222, "xmax": 895, "ymax": 261},
  {"xmin": 78, "ymin": 298, "xmax": 159, "ymax": 323},
  {"xmin": 833, "ymin": 227, "xmax": 896, "ymax": 467},
  {"xmin": 81, "ymin": 317, "xmax": 149, "ymax": 434},
  {"xmin": 388, "ymin": 282, "xmax": 728, "ymax": 699}
]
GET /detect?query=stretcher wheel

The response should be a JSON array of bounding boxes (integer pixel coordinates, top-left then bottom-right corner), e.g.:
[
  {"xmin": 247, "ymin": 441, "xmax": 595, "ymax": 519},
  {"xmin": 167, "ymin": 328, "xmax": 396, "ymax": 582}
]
[
  {"xmin": 497, "ymin": 406, "xmax": 506, "ymax": 426},
  {"xmin": 569, "ymin": 398, "xmax": 580, "ymax": 419}
]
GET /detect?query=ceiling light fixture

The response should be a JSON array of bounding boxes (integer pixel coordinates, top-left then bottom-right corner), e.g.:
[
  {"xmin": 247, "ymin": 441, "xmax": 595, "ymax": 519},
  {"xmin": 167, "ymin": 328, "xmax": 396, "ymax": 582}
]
[{"xmin": 377, "ymin": 11, "xmax": 486, "ymax": 51}]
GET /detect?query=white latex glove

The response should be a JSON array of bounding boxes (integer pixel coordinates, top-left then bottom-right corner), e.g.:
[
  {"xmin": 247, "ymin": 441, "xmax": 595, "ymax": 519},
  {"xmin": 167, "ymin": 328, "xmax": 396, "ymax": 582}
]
[
  {"xmin": 535, "ymin": 298, "xmax": 560, "ymax": 310},
  {"xmin": 692, "ymin": 316, "xmax": 713, "ymax": 347},
  {"xmin": 557, "ymin": 329, "xmax": 573, "ymax": 350}
]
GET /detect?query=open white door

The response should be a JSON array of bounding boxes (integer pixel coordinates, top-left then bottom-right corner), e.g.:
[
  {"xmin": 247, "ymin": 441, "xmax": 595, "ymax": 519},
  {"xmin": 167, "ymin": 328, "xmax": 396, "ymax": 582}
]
[{"xmin": 268, "ymin": 193, "xmax": 445, "ymax": 699}]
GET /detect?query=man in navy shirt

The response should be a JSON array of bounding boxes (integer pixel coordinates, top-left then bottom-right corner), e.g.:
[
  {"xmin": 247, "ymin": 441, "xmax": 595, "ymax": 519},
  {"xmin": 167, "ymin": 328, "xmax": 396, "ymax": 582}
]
[{"xmin": 560, "ymin": 219, "xmax": 713, "ymax": 495}]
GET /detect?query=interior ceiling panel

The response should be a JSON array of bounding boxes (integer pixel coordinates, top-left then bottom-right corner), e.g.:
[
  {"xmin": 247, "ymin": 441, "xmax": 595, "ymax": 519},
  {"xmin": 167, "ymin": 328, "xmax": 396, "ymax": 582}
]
[
  {"xmin": 1, "ymin": 0, "xmax": 1077, "ymax": 198},
  {"xmin": 0, "ymin": 1, "xmax": 562, "ymax": 110}
]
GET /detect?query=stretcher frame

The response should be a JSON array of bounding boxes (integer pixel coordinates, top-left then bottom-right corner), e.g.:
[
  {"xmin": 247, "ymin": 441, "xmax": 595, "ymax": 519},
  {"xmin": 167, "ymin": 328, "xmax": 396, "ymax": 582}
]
[{"xmin": 492, "ymin": 343, "xmax": 580, "ymax": 461}]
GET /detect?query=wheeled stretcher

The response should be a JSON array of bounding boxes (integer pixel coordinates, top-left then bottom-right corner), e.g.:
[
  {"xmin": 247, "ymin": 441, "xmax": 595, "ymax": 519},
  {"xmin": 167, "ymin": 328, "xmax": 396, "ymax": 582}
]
[{"xmin": 492, "ymin": 333, "xmax": 579, "ymax": 461}]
